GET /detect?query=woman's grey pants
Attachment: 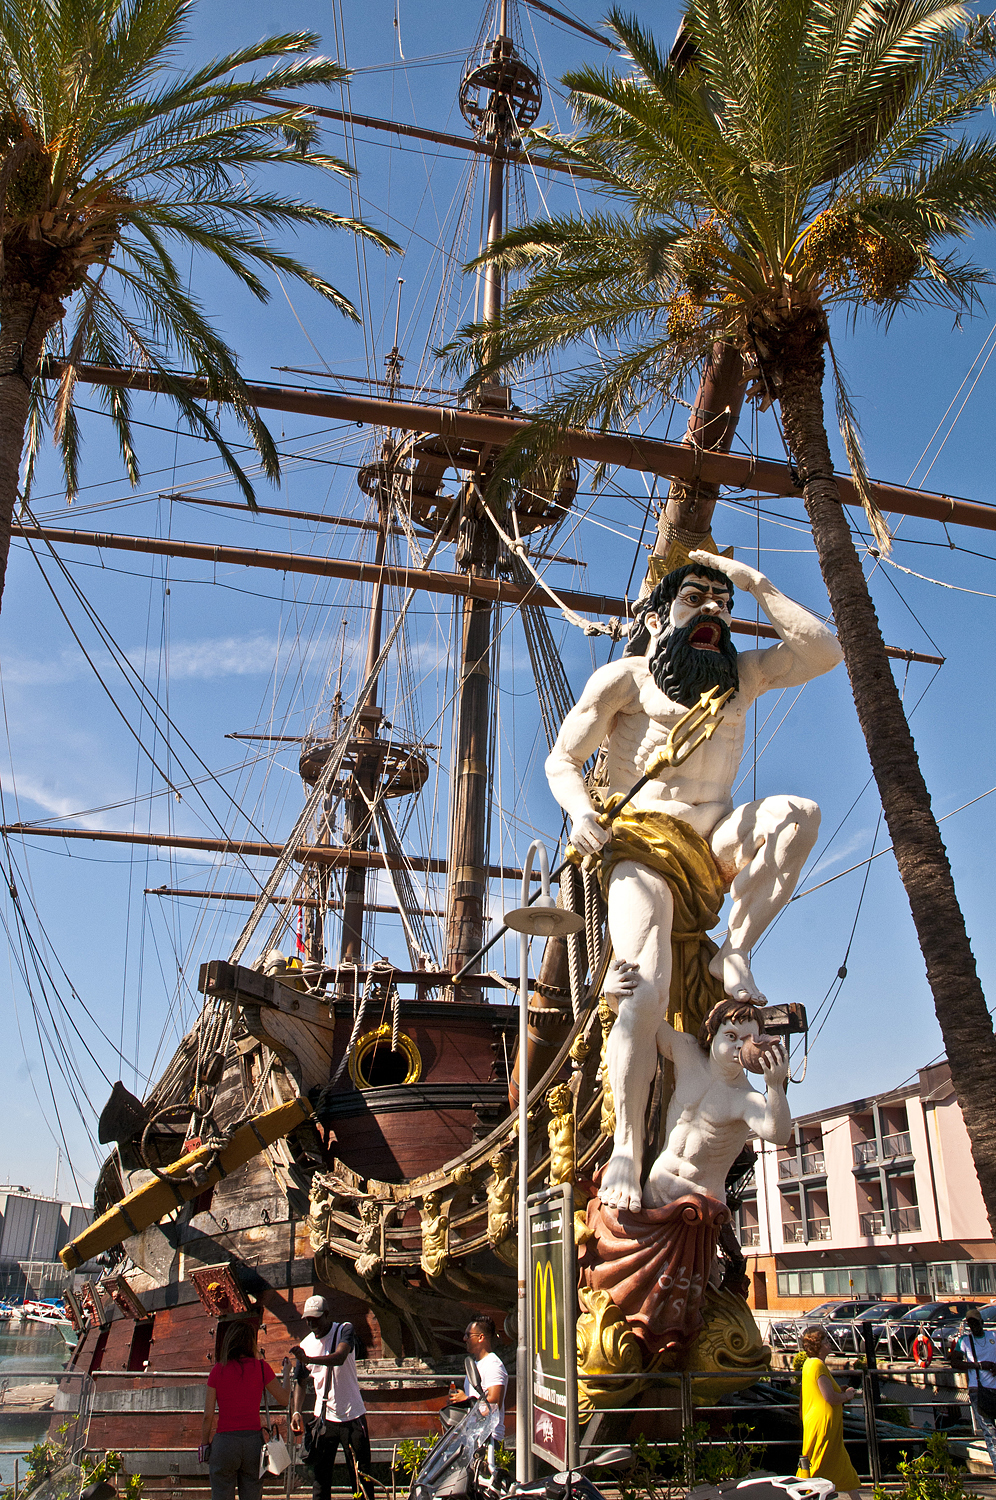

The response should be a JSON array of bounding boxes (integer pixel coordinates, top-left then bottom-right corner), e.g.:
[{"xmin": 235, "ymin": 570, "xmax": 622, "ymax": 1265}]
[{"xmin": 209, "ymin": 1429, "xmax": 265, "ymax": 1500}]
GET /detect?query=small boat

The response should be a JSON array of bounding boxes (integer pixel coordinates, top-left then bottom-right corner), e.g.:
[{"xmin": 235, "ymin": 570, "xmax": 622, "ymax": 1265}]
[{"xmin": 19, "ymin": 1300, "xmax": 71, "ymax": 1326}]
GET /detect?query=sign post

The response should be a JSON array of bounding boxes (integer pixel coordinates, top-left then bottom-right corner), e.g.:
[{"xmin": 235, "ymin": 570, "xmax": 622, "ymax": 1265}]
[{"xmin": 527, "ymin": 1181, "xmax": 579, "ymax": 1471}]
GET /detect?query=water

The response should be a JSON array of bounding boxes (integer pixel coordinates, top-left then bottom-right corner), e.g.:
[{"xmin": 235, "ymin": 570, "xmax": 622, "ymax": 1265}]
[{"xmin": 0, "ymin": 1326, "xmax": 71, "ymax": 1487}]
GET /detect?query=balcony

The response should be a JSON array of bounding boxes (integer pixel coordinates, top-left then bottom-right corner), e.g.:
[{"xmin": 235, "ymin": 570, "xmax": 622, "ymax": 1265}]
[
  {"xmin": 860, "ymin": 1211, "xmax": 886, "ymax": 1235},
  {"xmin": 778, "ymin": 1158, "xmax": 799, "ymax": 1180},
  {"xmin": 783, "ymin": 1221, "xmax": 807, "ymax": 1243},
  {"xmin": 801, "ymin": 1151, "xmax": 826, "ymax": 1175},
  {"xmin": 893, "ymin": 1205, "xmax": 921, "ymax": 1233},
  {"xmin": 852, "ymin": 1131, "xmax": 913, "ymax": 1167},
  {"xmin": 807, "ymin": 1216, "xmax": 832, "ymax": 1241},
  {"xmin": 740, "ymin": 1226, "xmax": 761, "ymax": 1246}
]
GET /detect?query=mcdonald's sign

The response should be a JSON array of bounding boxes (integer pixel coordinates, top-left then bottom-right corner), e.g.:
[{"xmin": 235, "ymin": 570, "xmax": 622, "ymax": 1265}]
[
  {"xmin": 534, "ymin": 1259, "xmax": 559, "ymax": 1359},
  {"xmin": 527, "ymin": 1183, "xmax": 578, "ymax": 1470}
]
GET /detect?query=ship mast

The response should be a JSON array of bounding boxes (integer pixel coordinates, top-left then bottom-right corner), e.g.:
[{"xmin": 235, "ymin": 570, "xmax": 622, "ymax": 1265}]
[{"xmin": 444, "ymin": 0, "xmax": 543, "ymax": 995}]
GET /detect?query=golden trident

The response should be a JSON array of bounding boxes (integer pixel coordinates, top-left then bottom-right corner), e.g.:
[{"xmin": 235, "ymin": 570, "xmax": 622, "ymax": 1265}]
[{"xmin": 565, "ymin": 684, "xmax": 735, "ymax": 867}]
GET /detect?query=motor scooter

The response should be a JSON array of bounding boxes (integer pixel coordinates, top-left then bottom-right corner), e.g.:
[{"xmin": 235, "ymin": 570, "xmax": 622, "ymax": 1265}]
[{"xmin": 409, "ymin": 1358, "xmax": 508, "ymax": 1500}]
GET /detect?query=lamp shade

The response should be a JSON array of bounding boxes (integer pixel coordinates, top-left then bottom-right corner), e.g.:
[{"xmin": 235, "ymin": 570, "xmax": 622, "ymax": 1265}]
[{"xmin": 504, "ymin": 894, "xmax": 585, "ymax": 937}]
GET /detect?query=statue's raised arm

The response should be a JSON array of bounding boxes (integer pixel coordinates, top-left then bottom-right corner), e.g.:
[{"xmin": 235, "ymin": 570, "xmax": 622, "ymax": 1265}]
[{"xmin": 686, "ymin": 549, "xmax": 843, "ymax": 692}]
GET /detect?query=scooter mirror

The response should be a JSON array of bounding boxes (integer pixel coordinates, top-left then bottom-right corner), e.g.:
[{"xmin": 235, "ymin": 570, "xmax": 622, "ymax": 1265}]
[
  {"xmin": 465, "ymin": 1355, "xmax": 484, "ymax": 1396},
  {"xmin": 595, "ymin": 1447, "xmax": 632, "ymax": 1466}
]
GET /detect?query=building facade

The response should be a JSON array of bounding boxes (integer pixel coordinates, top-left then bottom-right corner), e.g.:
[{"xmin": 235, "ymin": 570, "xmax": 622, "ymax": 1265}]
[
  {"xmin": 735, "ymin": 1061, "xmax": 995, "ymax": 1316},
  {"xmin": 0, "ymin": 1187, "xmax": 93, "ymax": 1298}
]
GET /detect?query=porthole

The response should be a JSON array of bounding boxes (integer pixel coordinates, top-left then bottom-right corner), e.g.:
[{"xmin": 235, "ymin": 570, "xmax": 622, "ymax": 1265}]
[{"xmin": 348, "ymin": 1025, "xmax": 422, "ymax": 1089}]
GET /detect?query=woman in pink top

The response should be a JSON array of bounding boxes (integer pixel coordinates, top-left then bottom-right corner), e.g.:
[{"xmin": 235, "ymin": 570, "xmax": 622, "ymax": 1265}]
[{"xmin": 202, "ymin": 1322, "xmax": 290, "ymax": 1500}]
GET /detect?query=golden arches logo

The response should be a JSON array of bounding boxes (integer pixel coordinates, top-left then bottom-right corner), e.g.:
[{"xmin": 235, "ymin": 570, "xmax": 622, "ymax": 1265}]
[{"xmin": 534, "ymin": 1259, "xmax": 559, "ymax": 1360}]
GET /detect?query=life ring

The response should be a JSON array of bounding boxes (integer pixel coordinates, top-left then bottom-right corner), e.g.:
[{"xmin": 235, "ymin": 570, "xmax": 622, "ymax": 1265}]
[{"xmin": 913, "ymin": 1331, "xmax": 935, "ymax": 1367}]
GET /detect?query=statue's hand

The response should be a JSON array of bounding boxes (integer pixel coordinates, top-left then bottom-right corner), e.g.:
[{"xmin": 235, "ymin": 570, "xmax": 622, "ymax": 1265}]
[
  {"xmin": 603, "ymin": 959, "xmax": 639, "ymax": 1002},
  {"xmin": 569, "ymin": 809, "xmax": 611, "ymax": 855},
  {"xmin": 688, "ymin": 549, "xmax": 764, "ymax": 594},
  {"xmin": 759, "ymin": 1040, "xmax": 790, "ymax": 1089}
]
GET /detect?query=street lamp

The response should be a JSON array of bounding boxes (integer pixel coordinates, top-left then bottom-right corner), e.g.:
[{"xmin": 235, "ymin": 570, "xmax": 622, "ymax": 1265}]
[{"xmin": 504, "ymin": 840, "xmax": 585, "ymax": 1483}]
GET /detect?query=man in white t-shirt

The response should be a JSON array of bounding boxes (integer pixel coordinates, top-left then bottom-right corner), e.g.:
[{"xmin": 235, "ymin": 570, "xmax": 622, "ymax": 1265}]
[
  {"xmin": 953, "ymin": 1309, "xmax": 996, "ymax": 1470},
  {"xmin": 449, "ymin": 1315, "xmax": 508, "ymax": 1440},
  {"xmin": 290, "ymin": 1295, "xmax": 372, "ymax": 1500}
]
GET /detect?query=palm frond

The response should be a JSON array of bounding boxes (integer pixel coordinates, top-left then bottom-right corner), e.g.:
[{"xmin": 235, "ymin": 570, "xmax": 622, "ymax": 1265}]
[{"xmin": 826, "ymin": 336, "xmax": 891, "ymax": 553}]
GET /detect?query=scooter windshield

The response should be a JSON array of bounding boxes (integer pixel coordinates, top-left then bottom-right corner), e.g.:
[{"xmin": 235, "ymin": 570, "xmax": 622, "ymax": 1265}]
[{"xmin": 410, "ymin": 1398, "xmax": 499, "ymax": 1500}]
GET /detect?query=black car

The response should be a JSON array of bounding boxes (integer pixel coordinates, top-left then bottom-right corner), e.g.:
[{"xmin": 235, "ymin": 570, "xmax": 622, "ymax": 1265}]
[
  {"xmin": 768, "ymin": 1299, "xmax": 882, "ymax": 1351},
  {"xmin": 930, "ymin": 1301, "xmax": 996, "ymax": 1359},
  {"xmin": 824, "ymin": 1301, "xmax": 912, "ymax": 1354},
  {"xmin": 872, "ymin": 1301, "xmax": 984, "ymax": 1358}
]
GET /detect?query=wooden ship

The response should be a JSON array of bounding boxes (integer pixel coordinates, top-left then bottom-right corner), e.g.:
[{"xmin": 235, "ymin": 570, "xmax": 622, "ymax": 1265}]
[{"xmin": 6, "ymin": 0, "xmax": 965, "ymax": 1491}]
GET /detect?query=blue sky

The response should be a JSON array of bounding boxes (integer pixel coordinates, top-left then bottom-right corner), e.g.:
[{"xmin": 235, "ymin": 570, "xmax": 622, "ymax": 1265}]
[{"xmin": 2, "ymin": 0, "xmax": 996, "ymax": 1204}]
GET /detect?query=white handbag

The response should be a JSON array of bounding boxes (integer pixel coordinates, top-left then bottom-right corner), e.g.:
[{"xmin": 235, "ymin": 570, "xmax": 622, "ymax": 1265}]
[{"xmin": 260, "ymin": 1377, "xmax": 292, "ymax": 1476}]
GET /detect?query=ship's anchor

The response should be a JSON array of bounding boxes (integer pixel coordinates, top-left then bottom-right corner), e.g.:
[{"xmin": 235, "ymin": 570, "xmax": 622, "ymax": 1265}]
[{"xmin": 566, "ymin": 684, "xmax": 735, "ymax": 869}]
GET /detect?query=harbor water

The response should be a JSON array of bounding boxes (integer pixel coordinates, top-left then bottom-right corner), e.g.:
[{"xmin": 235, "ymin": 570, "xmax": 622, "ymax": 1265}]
[{"xmin": 0, "ymin": 1325, "xmax": 71, "ymax": 1488}]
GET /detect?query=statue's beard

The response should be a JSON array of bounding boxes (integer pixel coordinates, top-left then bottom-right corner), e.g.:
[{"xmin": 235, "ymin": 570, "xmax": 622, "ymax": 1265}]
[{"xmin": 649, "ymin": 620, "xmax": 740, "ymax": 708}]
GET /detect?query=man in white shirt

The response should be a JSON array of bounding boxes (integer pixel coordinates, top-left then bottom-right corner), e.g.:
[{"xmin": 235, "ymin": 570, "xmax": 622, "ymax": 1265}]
[
  {"xmin": 290, "ymin": 1295, "xmax": 372, "ymax": 1500},
  {"xmin": 953, "ymin": 1309, "xmax": 996, "ymax": 1470},
  {"xmin": 449, "ymin": 1315, "xmax": 508, "ymax": 1439}
]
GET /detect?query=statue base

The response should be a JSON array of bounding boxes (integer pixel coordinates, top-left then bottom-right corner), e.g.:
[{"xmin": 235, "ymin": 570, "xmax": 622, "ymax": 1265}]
[{"xmin": 576, "ymin": 1181, "xmax": 770, "ymax": 1418}]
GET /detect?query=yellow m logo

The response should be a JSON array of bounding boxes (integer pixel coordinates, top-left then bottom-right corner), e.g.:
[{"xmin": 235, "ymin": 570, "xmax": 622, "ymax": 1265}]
[{"xmin": 534, "ymin": 1259, "xmax": 559, "ymax": 1359}]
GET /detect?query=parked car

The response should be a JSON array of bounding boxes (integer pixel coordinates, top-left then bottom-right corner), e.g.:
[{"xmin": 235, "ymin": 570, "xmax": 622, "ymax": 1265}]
[
  {"xmin": 824, "ymin": 1301, "xmax": 912, "ymax": 1354},
  {"xmin": 872, "ymin": 1301, "xmax": 984, "ymax": 1358},
  {"xmin": 768, "ymin": 1299, "xmax": 881, "ymax": 1351},
  {"xmin": 930, "ymin": 1301, "xmax": 996, "ymax": 1359}
]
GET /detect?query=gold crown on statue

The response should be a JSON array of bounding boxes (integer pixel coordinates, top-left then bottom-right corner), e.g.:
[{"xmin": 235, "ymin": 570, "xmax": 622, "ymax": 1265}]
[{"xmin": 641, "ymin": 531, "xmax": 734, "ymax": 597}]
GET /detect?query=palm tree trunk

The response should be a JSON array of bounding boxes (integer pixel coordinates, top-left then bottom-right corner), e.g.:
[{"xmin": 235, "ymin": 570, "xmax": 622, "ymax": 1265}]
[
  {"xmin": 0, "ymin": 288, "xmax": 63, "ymax": 605},
  {"xmin": 776, "ymin": 333, "xmax": 996, "ymax": 1231}
]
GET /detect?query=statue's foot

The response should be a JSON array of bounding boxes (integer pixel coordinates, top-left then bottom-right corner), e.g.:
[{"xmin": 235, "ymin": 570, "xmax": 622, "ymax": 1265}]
[
  {"xmin": 598, "ymin": 1151, "xmax": 643, "ymax": 1214},
  {"xmin": 709, "ymin": 947, "xmax": 766, "ymax": 1004}
]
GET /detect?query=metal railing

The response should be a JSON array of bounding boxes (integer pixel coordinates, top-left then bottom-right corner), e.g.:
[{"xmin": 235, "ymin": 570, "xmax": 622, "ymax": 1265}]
[
  {"xmin": 801, "ymin": 1151, "xmax": 826, "ymax": 1175},
  {"xmin": 740, "ymin": 1226, "xmax": 761, "ymax": 1246},
  {"xmin": 893, "ymin": 1206, "xmax": 921, "ymax": 1233},
  {"xmin": 778, "ymin": 1158, "xmax": 799, "ymax": 1179},
  {"xmin": 807, "ymin": 1217, "xmax": 832, "ymax": 1241},
  {"xmin": 861, "ymin": 1210, "xmax": 887, "ymax": 1235},
  {"xmin": 782, "ymin": 1221, "xmax": 806, "ymax": 1243},
  {"xmin": 853, "ymin": 1132, "xmax": 913, "ymax": 1166},
  {"xmin": 567, "ymin": 1364, "xmax": 981, "ymax": 1485}
]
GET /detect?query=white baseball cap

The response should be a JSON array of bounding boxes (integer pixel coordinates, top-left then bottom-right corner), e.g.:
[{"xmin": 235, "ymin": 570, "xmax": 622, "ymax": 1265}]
[{"xmin": 303, "ymin": 1295, "xmax": 331, "ymax": 1318}]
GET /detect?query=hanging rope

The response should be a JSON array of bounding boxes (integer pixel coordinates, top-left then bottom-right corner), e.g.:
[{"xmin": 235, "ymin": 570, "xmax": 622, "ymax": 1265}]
[
  {"xmin": 562, "ymin": 863, "xmax": 585, "ymax": 1022},
  {"xmin": 330, "ymin": 968, "xmax": 373, "ymax": 1086},
  {"xmin": 582, "ymin": 865, "xmax": 603, "ymax": 980},
  {"xmin": 390, "ymin": 987, "xmax": 400, "ymax": 1054}
]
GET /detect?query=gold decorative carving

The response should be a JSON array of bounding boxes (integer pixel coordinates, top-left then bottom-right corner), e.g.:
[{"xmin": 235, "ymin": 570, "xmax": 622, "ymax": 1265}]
[
  {"xmin": 576, "ymin": 1286, "xmax": 644, "ymax": 1418},
  {"xmin": 569, "ymin": 1031, "xmax": 592, "ymax": 1064},
  {"xmin": 419, "ymin": 1190, "xmax": 450, "ymax": 1279},
  {"xmin": 307, "ymin": 1172, "xmax": 339, "ymax": 1255},
  {"xmin": 547, "ymin": 1082, "xmax": 575, "ymax": 1187},
  {"xmin": 682, "ymin": 1285, "xmax": 771, "ymax": 1402},
  {"xmin": 348, "ymin": 1024, "xmax": 422, "ymax": 1089},
  {"xmin": 598, "ymin": 1000, "xmax": 616, "ymax": 1137},
  {"xmin": 354, "ymin": 1198, "xmax": 382, "ymax": 1279},
  {"xmin": 487, "ymin": 1151, "xmax": 514, "ymax": 1246}
]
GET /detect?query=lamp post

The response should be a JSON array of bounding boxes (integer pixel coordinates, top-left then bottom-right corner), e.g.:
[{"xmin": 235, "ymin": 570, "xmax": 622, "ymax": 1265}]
[{"xmin": 504, "ymin": 841, "xmax": 585, "ymax": 1483}]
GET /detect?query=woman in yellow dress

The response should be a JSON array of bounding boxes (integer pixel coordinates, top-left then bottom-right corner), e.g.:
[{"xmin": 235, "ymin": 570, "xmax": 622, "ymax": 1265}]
[{"xmin": 798, "ymin": 1327, "xmax": 861, "ymax": 1497}]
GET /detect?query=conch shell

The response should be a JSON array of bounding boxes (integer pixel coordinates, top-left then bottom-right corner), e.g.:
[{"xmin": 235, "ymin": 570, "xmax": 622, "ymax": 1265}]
[{"xmin": 738, "ymin": 1033, "xmax": 780, "ymax": 1074}]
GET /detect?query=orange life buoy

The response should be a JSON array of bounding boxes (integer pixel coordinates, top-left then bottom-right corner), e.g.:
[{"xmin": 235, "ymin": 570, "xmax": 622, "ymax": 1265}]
[{"xmin": 913, "ymin": 1331, "xmax": 935, "ymax": 1367}]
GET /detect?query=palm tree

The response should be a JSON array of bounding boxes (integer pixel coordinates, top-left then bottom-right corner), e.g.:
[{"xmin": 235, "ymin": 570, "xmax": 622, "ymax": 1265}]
[
  {"xmin": 450, "ymin": 0, "xmax": 996, "ymax": 1225},
  {"xmin": 0, "ymin": 0, "xmax": 396, "ymax": 606}
]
